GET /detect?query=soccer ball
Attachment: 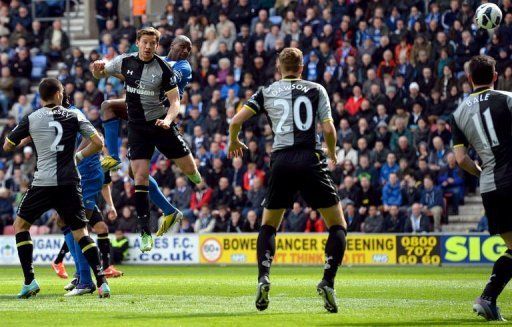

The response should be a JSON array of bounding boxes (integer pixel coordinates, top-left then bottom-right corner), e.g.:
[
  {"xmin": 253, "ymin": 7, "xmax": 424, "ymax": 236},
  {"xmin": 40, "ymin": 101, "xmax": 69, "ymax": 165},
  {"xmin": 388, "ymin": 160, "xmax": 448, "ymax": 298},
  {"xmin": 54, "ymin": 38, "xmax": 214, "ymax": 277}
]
[{"xmin": 475, "ymin": 3, "xmax": 503, "ymax": 29}]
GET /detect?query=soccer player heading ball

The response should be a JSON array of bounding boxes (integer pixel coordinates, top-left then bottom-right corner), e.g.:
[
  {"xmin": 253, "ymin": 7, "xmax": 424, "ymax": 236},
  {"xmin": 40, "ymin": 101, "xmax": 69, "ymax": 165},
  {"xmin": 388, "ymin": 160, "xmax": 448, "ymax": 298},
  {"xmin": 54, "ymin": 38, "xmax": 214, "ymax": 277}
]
[
  {"xmin": 228, "ymin": 47, "xmax": 348, "ymax": 313},
  {"xmin": 451, "ymin": 55, "xmax": 512, "ymax": 321}
]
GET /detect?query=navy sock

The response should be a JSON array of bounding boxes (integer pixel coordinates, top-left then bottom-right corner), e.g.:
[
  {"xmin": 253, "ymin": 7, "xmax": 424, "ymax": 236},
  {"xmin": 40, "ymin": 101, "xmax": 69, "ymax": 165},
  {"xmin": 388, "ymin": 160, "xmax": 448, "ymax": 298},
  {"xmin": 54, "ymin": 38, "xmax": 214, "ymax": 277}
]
[
  {"xmin": 257, "ymin": 225, "xmax": 276, "ymax": 280},
  {"xmin": 135, "ymin": 185, "xmax": 150, "ymax": 234},
  {"xmin": 15, "ymin": 231, "xmax": 34, "ymax": 285},
  {"xmin": 482, "ymin": 249, "xmax": 512, "ymax": 304},
  {"xmin": 322, "ymin": 225, "xmax": 347, "ymax": 287}
]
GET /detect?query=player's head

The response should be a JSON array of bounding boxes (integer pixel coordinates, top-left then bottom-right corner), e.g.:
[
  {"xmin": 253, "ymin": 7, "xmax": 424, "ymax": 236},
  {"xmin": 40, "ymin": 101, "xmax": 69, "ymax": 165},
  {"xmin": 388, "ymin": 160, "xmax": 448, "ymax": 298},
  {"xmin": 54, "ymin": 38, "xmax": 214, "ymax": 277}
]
[
  {"xmin": 39, "ymin": 78, "xmax": 64, "ymax": 106},
  {"xmin": 136, "ymin": 27, "xmax": 160, "ymax": 61},
  {"xmin": 62, "ymin": 92, "xmax": 71, "ymax": 108},
  {"xmin": 468, "ymin": 55, "xmax": 497, "ymax": 88},
  {"xmin": 277, "ymin": 47, "xmax": 303, "ymax": 78},
  {"xmin": 168, "ymin": 35, "xmax": 192, "ymax": 61}
]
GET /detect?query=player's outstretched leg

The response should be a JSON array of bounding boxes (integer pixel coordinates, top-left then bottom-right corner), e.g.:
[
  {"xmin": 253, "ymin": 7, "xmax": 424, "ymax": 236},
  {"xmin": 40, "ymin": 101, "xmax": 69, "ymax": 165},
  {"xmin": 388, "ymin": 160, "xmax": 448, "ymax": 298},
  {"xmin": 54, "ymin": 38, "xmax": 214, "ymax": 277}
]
[
  {"xmin": 51, "ymin": 233, "xmax": 69, "ymax": 279},
  {"xmin": 91, "ymin": 208, "xmax": 123, "ymax": 278},
  {"xmin": 317, "ymin": 203, "xmax": 348, "ymax": 313},
  {"xmin": 174, "ymin": 154, "xmax": 202, "ymax": 185},
  {"xmin": 473, "ymin": 242, "xmax": 512, "ymax": 321},
  {"xmin": 131, "ymin": 160, "xmax": 153, "ymax": 252},
  {"xmin": 150, "ymin": 176, "xmax": 183, "ymax": 236},
  {"xmin": 72, "ymin": 229, "xmax": 110, "ymax": 298},
  {"xmin": 100, "ymin": 100, "xmax": 125, "ymax": 171},
  {"xmin": 13, "ymin": 217, "xmax": 40, "ymax": 299},
  {"xmin": 255, "ymin": 208, "xmax": 283, "ymax": 311}
]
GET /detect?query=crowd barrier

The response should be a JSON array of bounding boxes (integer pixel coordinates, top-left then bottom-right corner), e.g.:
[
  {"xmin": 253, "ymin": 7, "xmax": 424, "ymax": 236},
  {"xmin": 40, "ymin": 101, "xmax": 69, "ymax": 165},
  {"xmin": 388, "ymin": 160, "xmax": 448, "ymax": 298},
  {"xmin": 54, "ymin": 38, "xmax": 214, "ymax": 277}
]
[{"xmin": 0, "ymin": 233, "xmax": 506, "ymax": 266}]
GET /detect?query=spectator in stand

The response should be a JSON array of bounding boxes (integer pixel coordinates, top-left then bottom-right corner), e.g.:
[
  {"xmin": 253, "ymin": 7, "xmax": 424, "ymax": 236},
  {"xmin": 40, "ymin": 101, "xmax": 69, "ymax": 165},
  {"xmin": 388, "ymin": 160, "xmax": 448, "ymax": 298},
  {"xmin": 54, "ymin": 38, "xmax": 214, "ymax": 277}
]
[
  {"xmin": 194, "ymin": 205, "xmax": 215, "ymax": 233},
  {"xmin": 227, "ymin": 210, "xmax": 243, "ymax": 233},
  {"xmin": 420, "ymin": 175, "xmax": 444, "ymax": 232},
  {"xmin": 338, "ymin": 176, "xmax": 360, "ymax": 206},
  {"xmin": 304, "ymin": 210, "xmax": 326, "ymax": 233},
  {"xmin": 243, "ymin": 162, "xmax": 265, "ymax": 191},
  {"xmin": 42, "ymin": 19, "xmax": 70, "ymax": 61},
  {"xmin": 337, "ymin": 139, "xmax": 358, "ymax": 167},
  {"xmin": 242, "ymin": 210, "xmax": 260, "ymax": 232},
  {"xmin": 172, "ymin": 176, "xmax": 193, "ymax": 211},
  {"xmin": 428, "ymin": 136, "xmax": 449, "ymax": 174},
  {"xmin": 362, "ymin": 206, "xmax": 385, "ymax": 233},
  {"xmin": 345, "ymin": 202, "xmax": 363, "ymax": 232},
  {"xmin": 345, "ymin": 85, "xmax": 364, "ymax": 118},
  {"xmin": 283, "ymin": 202, "xmax": 307, "ymax": 232},
  {"xmin": 0, "ymin": 66, "xmax": 14, "ymax": 117},
  {"xmin": 382, "ymin": 173, "xmax": 402, "ymax": 212},
  {"xmin": 380, "ymin": 152, "xmax": 399, "ymax": 185},
  {"xmin": 9, "ymin": 94, "xmax": 31, "ymax": 123},
  {"xmin": 404, "ymin": 203, "xmax": 431, "ymax": 233},
  {"xmin": 438, "ymin": 153, "xmax": 464, "ymax": 215},
  {"xmin": 385, "ymin": 205, "xmax": 405, "ymax": 233},
  {"xmin": 189, "ymin": 181, "xmax": 213, "ymax": 221}
]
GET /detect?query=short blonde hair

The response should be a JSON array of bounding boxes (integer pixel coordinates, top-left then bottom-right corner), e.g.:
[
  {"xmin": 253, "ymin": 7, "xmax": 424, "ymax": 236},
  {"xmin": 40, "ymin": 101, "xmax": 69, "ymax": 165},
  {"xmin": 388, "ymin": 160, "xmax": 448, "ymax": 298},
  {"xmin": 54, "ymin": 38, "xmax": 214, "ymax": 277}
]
[{"xmin": 279, "ymin": 47, "xmax": 303, "ymax": 72}]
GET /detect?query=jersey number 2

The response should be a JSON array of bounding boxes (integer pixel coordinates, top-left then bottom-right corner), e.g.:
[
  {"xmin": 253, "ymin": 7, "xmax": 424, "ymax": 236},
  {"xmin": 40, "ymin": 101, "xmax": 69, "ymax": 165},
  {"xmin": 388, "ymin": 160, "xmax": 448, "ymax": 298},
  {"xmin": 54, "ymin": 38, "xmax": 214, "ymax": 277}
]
[
  {"xmin": 274, "ymin": 96, "xmax": 313, "ymax": 133},
  {"xmin": 472, "ymin": 108, "xmax": 499, "ymax": 149},
  {"xmin": 49, "ymin": 121, "xmax": 64, "ymax": 152}
]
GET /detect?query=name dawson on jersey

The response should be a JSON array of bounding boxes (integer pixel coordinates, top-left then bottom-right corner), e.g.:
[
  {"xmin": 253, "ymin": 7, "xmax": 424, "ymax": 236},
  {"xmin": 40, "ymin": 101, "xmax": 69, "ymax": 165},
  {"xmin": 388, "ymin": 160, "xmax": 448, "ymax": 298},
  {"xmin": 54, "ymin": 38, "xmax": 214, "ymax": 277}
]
[{"xmin": 270, "ymin": 83, "xmax": 310, "ymax": 96}]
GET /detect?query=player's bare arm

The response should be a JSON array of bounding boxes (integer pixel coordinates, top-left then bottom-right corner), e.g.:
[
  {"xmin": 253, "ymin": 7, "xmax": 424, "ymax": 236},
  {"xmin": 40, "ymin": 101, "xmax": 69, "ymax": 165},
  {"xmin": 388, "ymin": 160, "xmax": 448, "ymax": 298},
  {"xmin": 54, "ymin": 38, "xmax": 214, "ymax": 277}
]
[
  {"xmin": 101, "ymin": 183, "xmax": 117, "ymax": 220},
  {"xmin": 227, "ymin": 107, "xmax": 254, "ymax": 158},
  {"xmin": 322, "ymin": 120, "xmax": 338, "ymax": 165},
  {"xmin": 155, "ymin": 87, "xmax": 180, "ymax": 129},
  {"xmin": 453, "ymin": 145, "xmax": 481, "ymax": 177},
  {"xmin": 3, "ymin": 136, "xmax": 32, "ymax": 152},
  {"xmin": 75, "ymin": 131, "xmax": 104, "ymax": 164}
]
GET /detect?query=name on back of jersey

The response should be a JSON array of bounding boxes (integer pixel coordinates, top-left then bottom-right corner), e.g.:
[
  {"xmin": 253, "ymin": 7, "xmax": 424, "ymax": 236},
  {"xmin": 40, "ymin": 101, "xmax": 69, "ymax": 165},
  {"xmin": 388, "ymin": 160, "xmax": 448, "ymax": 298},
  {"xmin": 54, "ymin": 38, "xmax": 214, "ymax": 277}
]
[
  {"xmin": 34, "ymin": 107, "xmax": 72, "ymax": 119},
  {"xmin": 466, "ymin": 93, "xmax": 490, "ymax": 107},
  {"xmin": 269, "ymin": 82, "xmax": 311, "ymax": 96}
]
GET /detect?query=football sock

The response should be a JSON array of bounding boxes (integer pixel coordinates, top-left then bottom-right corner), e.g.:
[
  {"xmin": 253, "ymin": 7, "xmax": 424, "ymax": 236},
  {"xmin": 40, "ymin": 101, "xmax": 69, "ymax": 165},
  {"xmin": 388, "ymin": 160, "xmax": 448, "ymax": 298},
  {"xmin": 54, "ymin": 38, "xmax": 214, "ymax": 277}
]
[
  {"xmin": 64, "ymin": 229, "xmax": 80, "ymax": 274},
  {"xmin": 97, "ymin": 232, "xmax": 112, "ymax": 270},
  {"xmin": 135, "ymin": 184, "xmax": 151, "ymax": 235},
  {"xmin": 78, "ymin": 236, "xmax": 106, "ymax": 287},
  {"xmin": 74, "ymin": 240, "xmax": 93, "ymax": 285},
  {"xmin": 186, "ymin": 171, "xmax": 202, "ymax": 185},
  {"xmin": 481, "ymin": 249, "xmax": 512, "ymax": 304},
  {"xmin": 54, "ymin": 240, "xmax": 69, "ymax": 265},
  {"xmin": 322, "ymin": 225, "xmax": 347, "ymax": 288},
  {"xmin": 103, "ymin": 118, "xmax": 120, "ymax": 161},
  {"xmin": 149, "ymin": 175, "xmax": 176, "ymax": 216},
  {"xmin": 15, "ymin": 231, "xmax": 34, "ymax": 285},
  {"xmin": 257, "ymin": 225, "xmax": 276, "ymax": 280}
]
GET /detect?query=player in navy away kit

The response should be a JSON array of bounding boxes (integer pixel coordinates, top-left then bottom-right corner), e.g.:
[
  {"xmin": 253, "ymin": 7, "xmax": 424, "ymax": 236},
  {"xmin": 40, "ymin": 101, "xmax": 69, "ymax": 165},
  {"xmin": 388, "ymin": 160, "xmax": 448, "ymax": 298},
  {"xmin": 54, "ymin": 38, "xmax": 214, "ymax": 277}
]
[
  {"xmin": 451, "ymin": 55, "xmax": 512, "ymax": 321},
  {"xmin": 3, "ymin": 78, "xmax": 110, "ymax": 298},
  {"xmin": 97, "ymin": 35, "xmax": 197, "ymax": 239},
  {"xmin": 228, "ymin": 48, "xmax": 347, "ymax": 313},
  {"xmin": 92, "ymin": 28, "xmax": 200, "ymax": 252}
]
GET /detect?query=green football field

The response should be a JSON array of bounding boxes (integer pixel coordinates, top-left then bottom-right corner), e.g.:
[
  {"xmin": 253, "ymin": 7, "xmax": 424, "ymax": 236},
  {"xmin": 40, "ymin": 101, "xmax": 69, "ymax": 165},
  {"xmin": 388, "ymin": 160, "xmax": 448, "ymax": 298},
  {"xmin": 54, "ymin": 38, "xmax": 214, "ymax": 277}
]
[{"xmin": 0, "ymin": 265, "xmax": 510, "ymax": 326}]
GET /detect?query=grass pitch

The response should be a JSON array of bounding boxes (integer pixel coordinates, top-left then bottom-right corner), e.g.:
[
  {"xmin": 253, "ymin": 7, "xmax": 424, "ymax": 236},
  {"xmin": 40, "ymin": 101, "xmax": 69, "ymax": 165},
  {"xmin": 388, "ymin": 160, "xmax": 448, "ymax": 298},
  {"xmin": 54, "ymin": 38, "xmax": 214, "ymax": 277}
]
[{"xmin": 0, "ymin": 265, "xmax": 510, "ymax": 326}]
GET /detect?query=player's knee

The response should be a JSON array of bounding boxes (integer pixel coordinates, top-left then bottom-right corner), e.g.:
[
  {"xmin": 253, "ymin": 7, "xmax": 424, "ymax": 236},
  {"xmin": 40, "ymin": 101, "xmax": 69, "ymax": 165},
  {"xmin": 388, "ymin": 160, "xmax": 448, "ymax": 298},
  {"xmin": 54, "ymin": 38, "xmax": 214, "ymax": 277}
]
[
  {"xmin": 13, "ymin": 217, "xmax": 30, "ymax": 232},
  {"xmin": 101, "ymin": 100, "xmax": 114, "ymax": 119},
  {"xmin": 93, "ymin": 221, "xmax": 108, "ymax": 234},
  {"xmin": 134, "ymin": 174, "xmax": 149, "ymax": 185},
  {"xmin": 128, "ymin": 167, "xmax": 134, "ymax": 179}
]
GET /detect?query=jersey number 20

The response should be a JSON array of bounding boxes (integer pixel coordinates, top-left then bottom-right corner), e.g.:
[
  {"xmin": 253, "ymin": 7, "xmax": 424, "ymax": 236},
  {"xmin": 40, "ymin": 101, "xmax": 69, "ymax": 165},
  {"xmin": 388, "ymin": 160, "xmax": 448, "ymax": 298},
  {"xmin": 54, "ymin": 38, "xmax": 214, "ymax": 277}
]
[
  {"xmin": 49, "ymin": 121, "xmax": 64, "ymax": 152},
  {"xmin": 274, "ymin": 96, "xmax": 313, "ymax": 133}
]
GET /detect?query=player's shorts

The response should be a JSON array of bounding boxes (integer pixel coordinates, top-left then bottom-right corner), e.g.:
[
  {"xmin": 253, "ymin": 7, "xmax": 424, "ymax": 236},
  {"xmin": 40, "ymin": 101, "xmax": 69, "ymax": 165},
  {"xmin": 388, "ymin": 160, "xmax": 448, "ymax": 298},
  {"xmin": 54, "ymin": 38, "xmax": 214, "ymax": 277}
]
[
  {"xmin": 481, "ymin": 186, "xmax": 512, "ymax": 235},
  {"xmin": 262, "ymin": 148, "xmax": 340, "ymax": 209},
  {"xmin": 81, "ymin": 169, "xmax": 104, "ymax": 211},
  {"xmin": 87, "ymin": 206, "xmax": 104, "ymax": 226},
  {"xmin": 17, "ymin": 184, "xmax": 87, "ymax": 230},
  {"xmin": 127, "ymin": 120, "xmax": 190, "ymax": 160}
]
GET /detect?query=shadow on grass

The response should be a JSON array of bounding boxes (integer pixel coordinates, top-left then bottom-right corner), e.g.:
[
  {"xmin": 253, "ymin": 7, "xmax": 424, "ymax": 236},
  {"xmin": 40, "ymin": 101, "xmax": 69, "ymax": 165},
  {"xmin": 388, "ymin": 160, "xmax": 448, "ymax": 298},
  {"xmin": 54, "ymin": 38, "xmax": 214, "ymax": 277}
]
[
  {"xmin": 0, "ymin": 294, "xmax": 63, "ymax": 300},
  {"xmin": 319, "ymin": 318, "xmax": 496, "ymax": 326},
  {"xmin": 113, "ymin": 312, "xmax": 292, "ymax": 320}
]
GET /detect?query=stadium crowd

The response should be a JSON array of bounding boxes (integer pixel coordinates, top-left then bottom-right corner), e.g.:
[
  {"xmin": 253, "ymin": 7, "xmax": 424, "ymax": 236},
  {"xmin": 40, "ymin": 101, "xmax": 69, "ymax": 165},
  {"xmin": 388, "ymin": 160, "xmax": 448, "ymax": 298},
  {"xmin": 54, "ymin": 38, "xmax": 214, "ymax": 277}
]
[{"xmin": 1, "ymin": 0, "xmax": 512, "ymax": 236}]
